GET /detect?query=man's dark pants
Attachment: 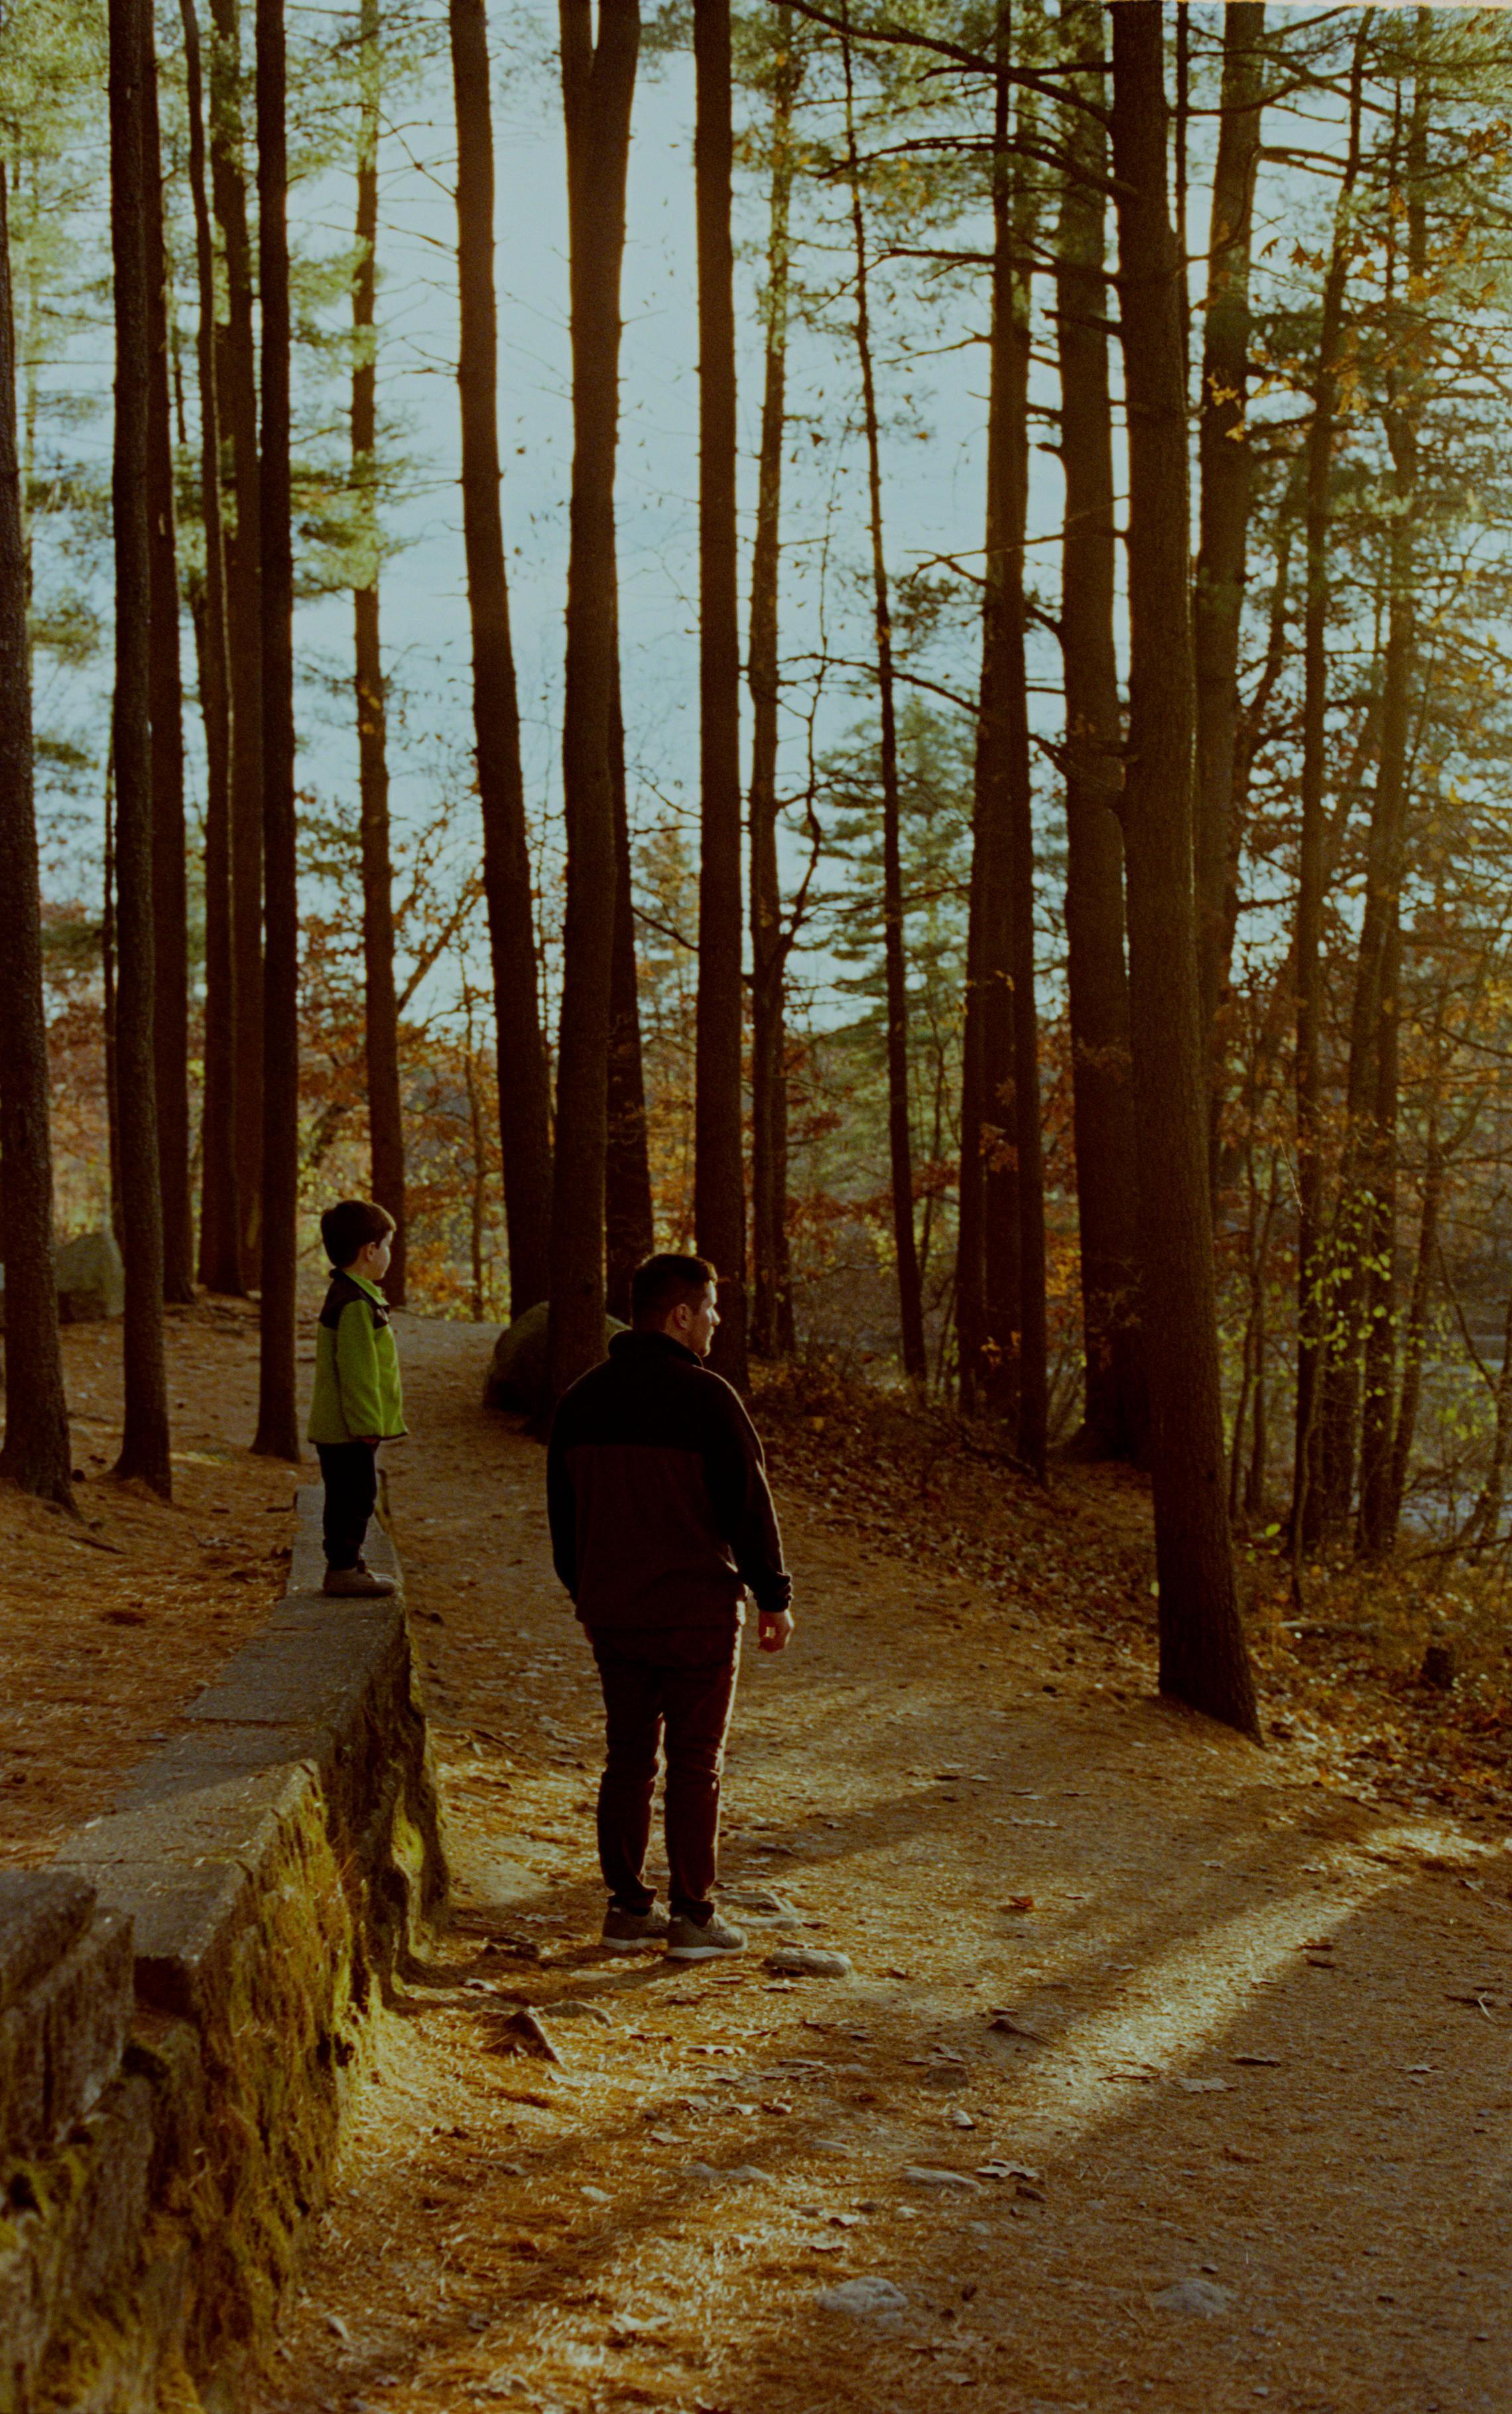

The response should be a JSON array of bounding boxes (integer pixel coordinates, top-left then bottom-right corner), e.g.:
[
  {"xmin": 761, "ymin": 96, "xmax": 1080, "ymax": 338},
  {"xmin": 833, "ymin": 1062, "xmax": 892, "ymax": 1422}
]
[
  {"xmin": 589, "ymin": 1622, "xmax": 741, "ymax": 1918},
  {"xmin": 316, "ymin": 1440, "xmax": 378, "ymax": 1571}
]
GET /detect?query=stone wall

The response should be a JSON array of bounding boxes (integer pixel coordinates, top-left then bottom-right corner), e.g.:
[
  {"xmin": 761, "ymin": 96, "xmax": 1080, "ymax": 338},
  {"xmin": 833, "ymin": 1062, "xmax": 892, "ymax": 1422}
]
[{"xmin": 0, "ymin": 1487, "xmax": 446, "ymax": 2413}]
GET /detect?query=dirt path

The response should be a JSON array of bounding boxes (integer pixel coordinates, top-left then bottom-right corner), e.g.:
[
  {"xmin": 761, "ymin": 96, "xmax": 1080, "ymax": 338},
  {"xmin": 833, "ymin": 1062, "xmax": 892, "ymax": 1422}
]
[{"xmin": 261, "ymin": 1318, "xmax": 1511, "ymax": 2414}]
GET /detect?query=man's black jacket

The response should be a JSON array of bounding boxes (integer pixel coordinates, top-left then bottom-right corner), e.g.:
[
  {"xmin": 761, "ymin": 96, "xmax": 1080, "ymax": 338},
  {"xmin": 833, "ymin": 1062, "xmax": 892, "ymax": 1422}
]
[{"xmin": 546, "ymin": 1329, "xmax": 792, "ymax": 1631}]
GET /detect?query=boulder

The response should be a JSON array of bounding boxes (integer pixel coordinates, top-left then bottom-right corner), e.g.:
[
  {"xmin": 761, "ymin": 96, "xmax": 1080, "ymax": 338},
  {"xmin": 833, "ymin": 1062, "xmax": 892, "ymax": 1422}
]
[
  {"xmin": 483, "ymin": 1300, "xmax": 626, "ymax": 1420},
  {"xmin": 55, "ymin": 1227, "xmax": 125, "ymax": 1322}
]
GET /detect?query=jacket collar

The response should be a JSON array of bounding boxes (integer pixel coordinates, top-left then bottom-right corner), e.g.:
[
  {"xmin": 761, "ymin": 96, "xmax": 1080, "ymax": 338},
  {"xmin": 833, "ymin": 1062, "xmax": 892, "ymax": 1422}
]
[
  {"xmin": 609, "ymin": 1327, "xmax": 700, "ymax": 1368},
  {"xmin": 339, "ymin": 1269, "xmax": 387, "ymax": 1307}
]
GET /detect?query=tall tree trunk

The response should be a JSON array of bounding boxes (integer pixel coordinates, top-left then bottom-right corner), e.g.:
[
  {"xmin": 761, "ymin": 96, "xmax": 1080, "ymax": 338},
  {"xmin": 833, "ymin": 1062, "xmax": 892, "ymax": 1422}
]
[
  {"xmin": 142, "ymin": 17, "xmax": 193, "ymax": 1304},
  {"xmin": 449, "ymin": 0, "xmax": 554, "ymax": 1319},
  {"xmin": 109, "ymin": 0, "xmax": 172, "ymax": 1496},
  {"xmin": 748, "ymin": 7, "xmax": 799, "ymax": 1363},
  {"xmin": 103, "ymin": 752, "xmax": 123, "ymax": 1249},
  {"xmin": 960, "ymin": 18, "xmax": 1020, "ymax": 1432},
  {"xmin": 1291, "ymin": 27, "xmax": 1367, "ymax": 1557},
  {"xmin": 605, "ymin": 595, "xmax": 654, "ymax": 1322},
  {"xmin": 1054, "ymin": 0, "xmax": 1144, "ymax": 1460},
  {"xmin": 252, "ymin": 0, "xmax": 299, "ymax": 1462},
  {"xmin": 1359, "ymin": 75, "xmax": 1427, "ymax": 1554},
  {"xmin": 351, "ymin": 0, "xmax": 406, "ymax": 1304},
  {"xmin": 1193, "ymin": 1, "xmax": 1265, "ymax": 1178},
  {"xmin": 1005, "ymin": 67, "xmax": 1046, "ymax": 1472},
  {"xmin": 548, "ymin": 0, "xmax": 639, "ymax": 1402},
  {"xmin": 842, "ymin": 23, "xmax": 925, "ymax": 1388},
  {"xmin": 693, "ymin": 0, "xmax": 749, "ymax": 1388},
  {"xmin": 182, "ymin": 0, "xmax": 240, "ymax": 1296},
  {"xmin": 0, "ymin": 160, "xmax": 72, "ymax": 1507},
  {"xmin": 1110, "ymin": 0, "xmax": 1256, "ymax": 1737},
  {"xmin": 208, "ymin": 0, "xmax": 264, "ymax": 1285}
]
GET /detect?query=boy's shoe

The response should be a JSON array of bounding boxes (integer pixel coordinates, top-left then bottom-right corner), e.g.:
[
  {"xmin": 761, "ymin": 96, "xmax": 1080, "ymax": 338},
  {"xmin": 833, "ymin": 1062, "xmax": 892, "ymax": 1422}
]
[
  {"xmin": 664, "ymin": 1911, "xmax": 747, "ymax": 1962},
  {"xmin": 601, "ymin": 1903, "xmax": 670, "ymax": 1953},
  {"xmin": 322, "ymin": 1566, "xmax": 395, "ymax": 1598}
]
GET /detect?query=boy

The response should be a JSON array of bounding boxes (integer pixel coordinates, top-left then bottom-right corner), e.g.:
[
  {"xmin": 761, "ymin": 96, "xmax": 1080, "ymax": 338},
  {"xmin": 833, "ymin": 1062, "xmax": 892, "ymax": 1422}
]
[{"xmin": 307, "ymin": 1199, "xmax": 406, "ymax": 1598}]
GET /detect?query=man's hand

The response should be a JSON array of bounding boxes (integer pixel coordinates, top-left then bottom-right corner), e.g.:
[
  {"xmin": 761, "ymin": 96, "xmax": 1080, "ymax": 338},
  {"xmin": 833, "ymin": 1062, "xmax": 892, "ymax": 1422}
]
[{"xmin": 758, "ymin": 1608, "xmax": 794, "ymax": 1654}]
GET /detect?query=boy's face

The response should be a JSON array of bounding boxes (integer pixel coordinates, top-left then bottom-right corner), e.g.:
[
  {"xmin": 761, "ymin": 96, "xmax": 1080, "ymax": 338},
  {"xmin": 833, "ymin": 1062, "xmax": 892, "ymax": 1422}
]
[{"xmin": 352, "ymin": 1232, "xmax": 393, "ymax": 1282}]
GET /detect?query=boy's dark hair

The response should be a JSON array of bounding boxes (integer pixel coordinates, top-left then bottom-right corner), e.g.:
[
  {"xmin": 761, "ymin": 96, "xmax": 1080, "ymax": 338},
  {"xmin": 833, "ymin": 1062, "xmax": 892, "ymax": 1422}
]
[
  {"xmin": 631, "ymin": 1252, "xmax": 717, "ymax": 1329},
  {"xmin": 321, "ymin": 1198, "xmax": 395, "ymax": 1270}
]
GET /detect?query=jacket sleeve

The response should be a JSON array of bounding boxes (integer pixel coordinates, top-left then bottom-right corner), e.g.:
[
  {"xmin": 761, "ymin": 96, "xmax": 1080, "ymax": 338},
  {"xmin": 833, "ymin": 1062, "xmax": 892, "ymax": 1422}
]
[
  {"xmin": 545, "ymin": 1409, "xmax": 579, "ymax": 1600},
  {"xmin": 702, "ymin": 1382, "xmax": 792, "ymax": 1615},
  {"xmin": 334, "ymin": 1299, "xmax": 385, "ymax": 1438}
]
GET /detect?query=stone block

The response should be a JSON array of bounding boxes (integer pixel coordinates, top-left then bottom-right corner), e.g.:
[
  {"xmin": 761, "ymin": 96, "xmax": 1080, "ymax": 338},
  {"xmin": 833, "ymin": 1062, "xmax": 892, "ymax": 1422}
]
[
  {"xmin": 0, "ymin": 1883, "xmax": 133, "ymax": 2166},
  {"xmin": 0, "ymin": 1873, "xmax": 95, "ymax": 2013}
]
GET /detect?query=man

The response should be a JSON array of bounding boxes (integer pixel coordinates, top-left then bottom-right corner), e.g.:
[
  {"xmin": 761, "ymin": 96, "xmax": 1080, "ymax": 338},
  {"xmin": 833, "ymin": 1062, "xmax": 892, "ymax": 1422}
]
[{"xmin": 546, "ymin": 1254, "xmax": 794, "ymax": 1960}]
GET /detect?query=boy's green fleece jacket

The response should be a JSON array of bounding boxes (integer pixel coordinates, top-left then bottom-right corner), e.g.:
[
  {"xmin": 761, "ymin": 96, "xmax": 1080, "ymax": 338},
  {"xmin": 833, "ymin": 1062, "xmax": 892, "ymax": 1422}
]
[{"xmin": 306, "ymin": 1270, "xmax": 407, "ymax": 1444}]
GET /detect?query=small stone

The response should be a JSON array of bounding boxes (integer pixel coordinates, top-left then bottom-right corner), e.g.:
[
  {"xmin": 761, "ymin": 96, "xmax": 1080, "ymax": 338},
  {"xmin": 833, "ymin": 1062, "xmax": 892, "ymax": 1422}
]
[
  {"xmin": 817, "ymin": 2275, "xmax": 909, "ymax": 2318},
  {"xmin": 1176, "ymin": 2076, "xmax": 1229, "ymax": 2093},
  {"xmin": 1153, "ymin": 2277, "xmax": 1231, "ymax": 2317},
  {"xmin": 902, "ymin": 2165, "xmax": 984, "ymax": 2193},
  {"xmin": 948, "ymin": 2109, "xmax": 977, "ymax": 2129},
  {"xmin": 580, "ymin": 2184, "xmax": 611, "ymax": 2202},
  {"xmin": 765, "ymin": 1946, "xmax": 854, "ymax": 1979}
]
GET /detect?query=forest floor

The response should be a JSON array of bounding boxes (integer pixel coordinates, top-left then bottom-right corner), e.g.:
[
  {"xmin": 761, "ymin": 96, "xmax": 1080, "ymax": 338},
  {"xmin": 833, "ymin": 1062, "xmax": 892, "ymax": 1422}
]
[{"xmin": 4, "ymin": 1309, "xmax": 1511, "ymax": 2406}]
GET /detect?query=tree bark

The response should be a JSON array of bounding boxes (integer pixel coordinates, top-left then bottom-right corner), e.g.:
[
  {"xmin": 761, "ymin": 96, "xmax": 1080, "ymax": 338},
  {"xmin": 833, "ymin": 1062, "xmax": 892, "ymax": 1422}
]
[
  {"xmin": 960, "ymin": 24, "xmax": 1019, "ymax": 1431},
  {"xmin": 1054, "ymin": 0, "xmax": 1145, "ymax": 1460},
  {"xmin": 109, "ymin": 0, "xmax": 172, "ymax": 1496},
  {"xmin": 252, "ymin": 0, "xmax": 299, "ymax": 1463},
  {"xmin": 208, "ymin": 0, "xmax": 264, "ymax": 1285},
  {"xmin": 142, "ymin": 17, "xmax": 193, "ymax": 1304},
  {"xmin": 351, "ymin": 0, "xmax": 406, "ymax": 1305},
  {"xmin": 449, "ymin": 0, "xmax": 554, "ymax": 1319},
  {"xmin": 1344, "ymin": 66, "xmax": 1426, "ymax": 1554},
  {"xmin": 693, "ymin": 0, "xmax": 749, "ymax": 1388},
  {"xmin": 1110, "ymin": 1, "xmax": 1256, "ymax": 1737},
  {"xmin": 548, "ymin": 0, "xmax": 639, "ymax": 1402},
  {"xmin": 1192, "ymin": 1, "xmax": 1264, "ymax": 1176},
  {"xmin": 181, "ymin": 0, "xmax": 241, "ymax": 1296},
  {"xmin": 1383, "ymin": 1124, "xmax": 1440, "ymax": 1546},
  {"xmin": 1291, "ymin": 28, "xmax": 1367, "ymax": 1556},
  {"xmin": 0, "ymin": 160, "xmax": 72, "ymax": 1507},
  {"xmin": 605, "ymin": 593, "xmax": 654, "ymax": 1322},
  {"xmin": 748, "ymin": 7, "xmax": 799, "ymax": 1363},
  {"xmin": 842, "ymin": 22, "xmax": 926, "ymax": 1389}
]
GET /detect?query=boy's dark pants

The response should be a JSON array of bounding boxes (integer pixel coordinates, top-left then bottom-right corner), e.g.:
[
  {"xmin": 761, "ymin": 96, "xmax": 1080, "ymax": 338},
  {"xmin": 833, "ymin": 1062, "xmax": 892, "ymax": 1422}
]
[
  {"xmin": 316, "ymin": 1440, "xmax": 378, "ymax": 1571},
  {"xmin": 588, "ymin": 1622, "xmax": 741, "ymax": 1918}
]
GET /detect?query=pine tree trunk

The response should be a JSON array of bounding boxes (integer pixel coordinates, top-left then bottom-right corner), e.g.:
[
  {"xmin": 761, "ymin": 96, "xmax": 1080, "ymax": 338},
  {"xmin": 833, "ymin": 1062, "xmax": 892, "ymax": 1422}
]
[
  {"xmin": 1193, "ymin": 0, "xmax": 1265, "ymax": 1164},
  {"xmin": 748, "ymin": 9, "xmax": 798, "ymax": 1363},
  {"xmin": 181, "ymin": 0, "xmax": 240, "ymax": 1296},
  {"xmin": 208, "ymin": 0, "xmax": 263, "ymax": 1284},
  {"xmin": 109, "ymin": 0, "xmax": 172, "ymax": 1496},
  {"xmin": 842, "ymin": 26, "xmax": 925, "ymax": 1388},
  {"xmin": 141, "ymin": 21, "xmax": 193, "ymax": 1304},
  {"xmin": 1004, "ymin": 70, "xmax": 1045, "ymax": 1471},
  {"xmin": 252, "ymin": 0, "xmax": 299, "ymax": 1462},
  {"xmin": 351, "ymin": 0, "xmax": 406, "ymax": 1306},
  {"xmin": 692, "ymin": 0, "xmax": 749, "ymax": 1388},
  {"xmin": 1110, "ymin": 0, "xmax": 1256, "ymax": 1738},
  {"xmin": 549, "ymin": 0, "xmax": 639, "ymax": 1402},
  {"xmin": 0, "ymin": 161, "xmax": 72, "ymax": 1507},
  {"xmin": 449, "ymin": 0, "xmax": 554, "ymax": 1318},
  {"xmin": 605, "ymin": 592, "xmax": 654, "ymax": 1323},
  {"xmin": 1291, "ymin": 31, "xmax": 1367, "ymax": 1557},
  {"xmin": 961, "ymin": 31, "xmax": 1019, "ymax": 1429},
  {"xmin": 1054, "ymin": 0, "xmax": 1145, "ymax": 1461}
]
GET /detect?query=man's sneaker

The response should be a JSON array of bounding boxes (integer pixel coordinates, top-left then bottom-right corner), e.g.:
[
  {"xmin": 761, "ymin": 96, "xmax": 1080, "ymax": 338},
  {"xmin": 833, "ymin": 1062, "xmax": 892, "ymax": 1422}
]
[
  {"xmin": 322, "ymin": 1566, "xmax": 395, "ymax": 1598},
  {"xmin": 665, "ymin": 1911, "xmax": 747, "ymax": 1962},
  {"xmin": 601, "ymin": 1903, "xmax": 670, "ymax": 1953}
]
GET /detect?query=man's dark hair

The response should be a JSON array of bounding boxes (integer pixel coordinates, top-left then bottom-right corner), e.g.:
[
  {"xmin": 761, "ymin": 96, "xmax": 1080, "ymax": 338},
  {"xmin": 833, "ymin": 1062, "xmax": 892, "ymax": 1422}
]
[
  {"xmin": 321, "ymin": 1197, "xmax": 396, "ymax": 1270},
  {"xmin": 631, "ymin": 1252, "xmax": 717, "ymax": 1329}
]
